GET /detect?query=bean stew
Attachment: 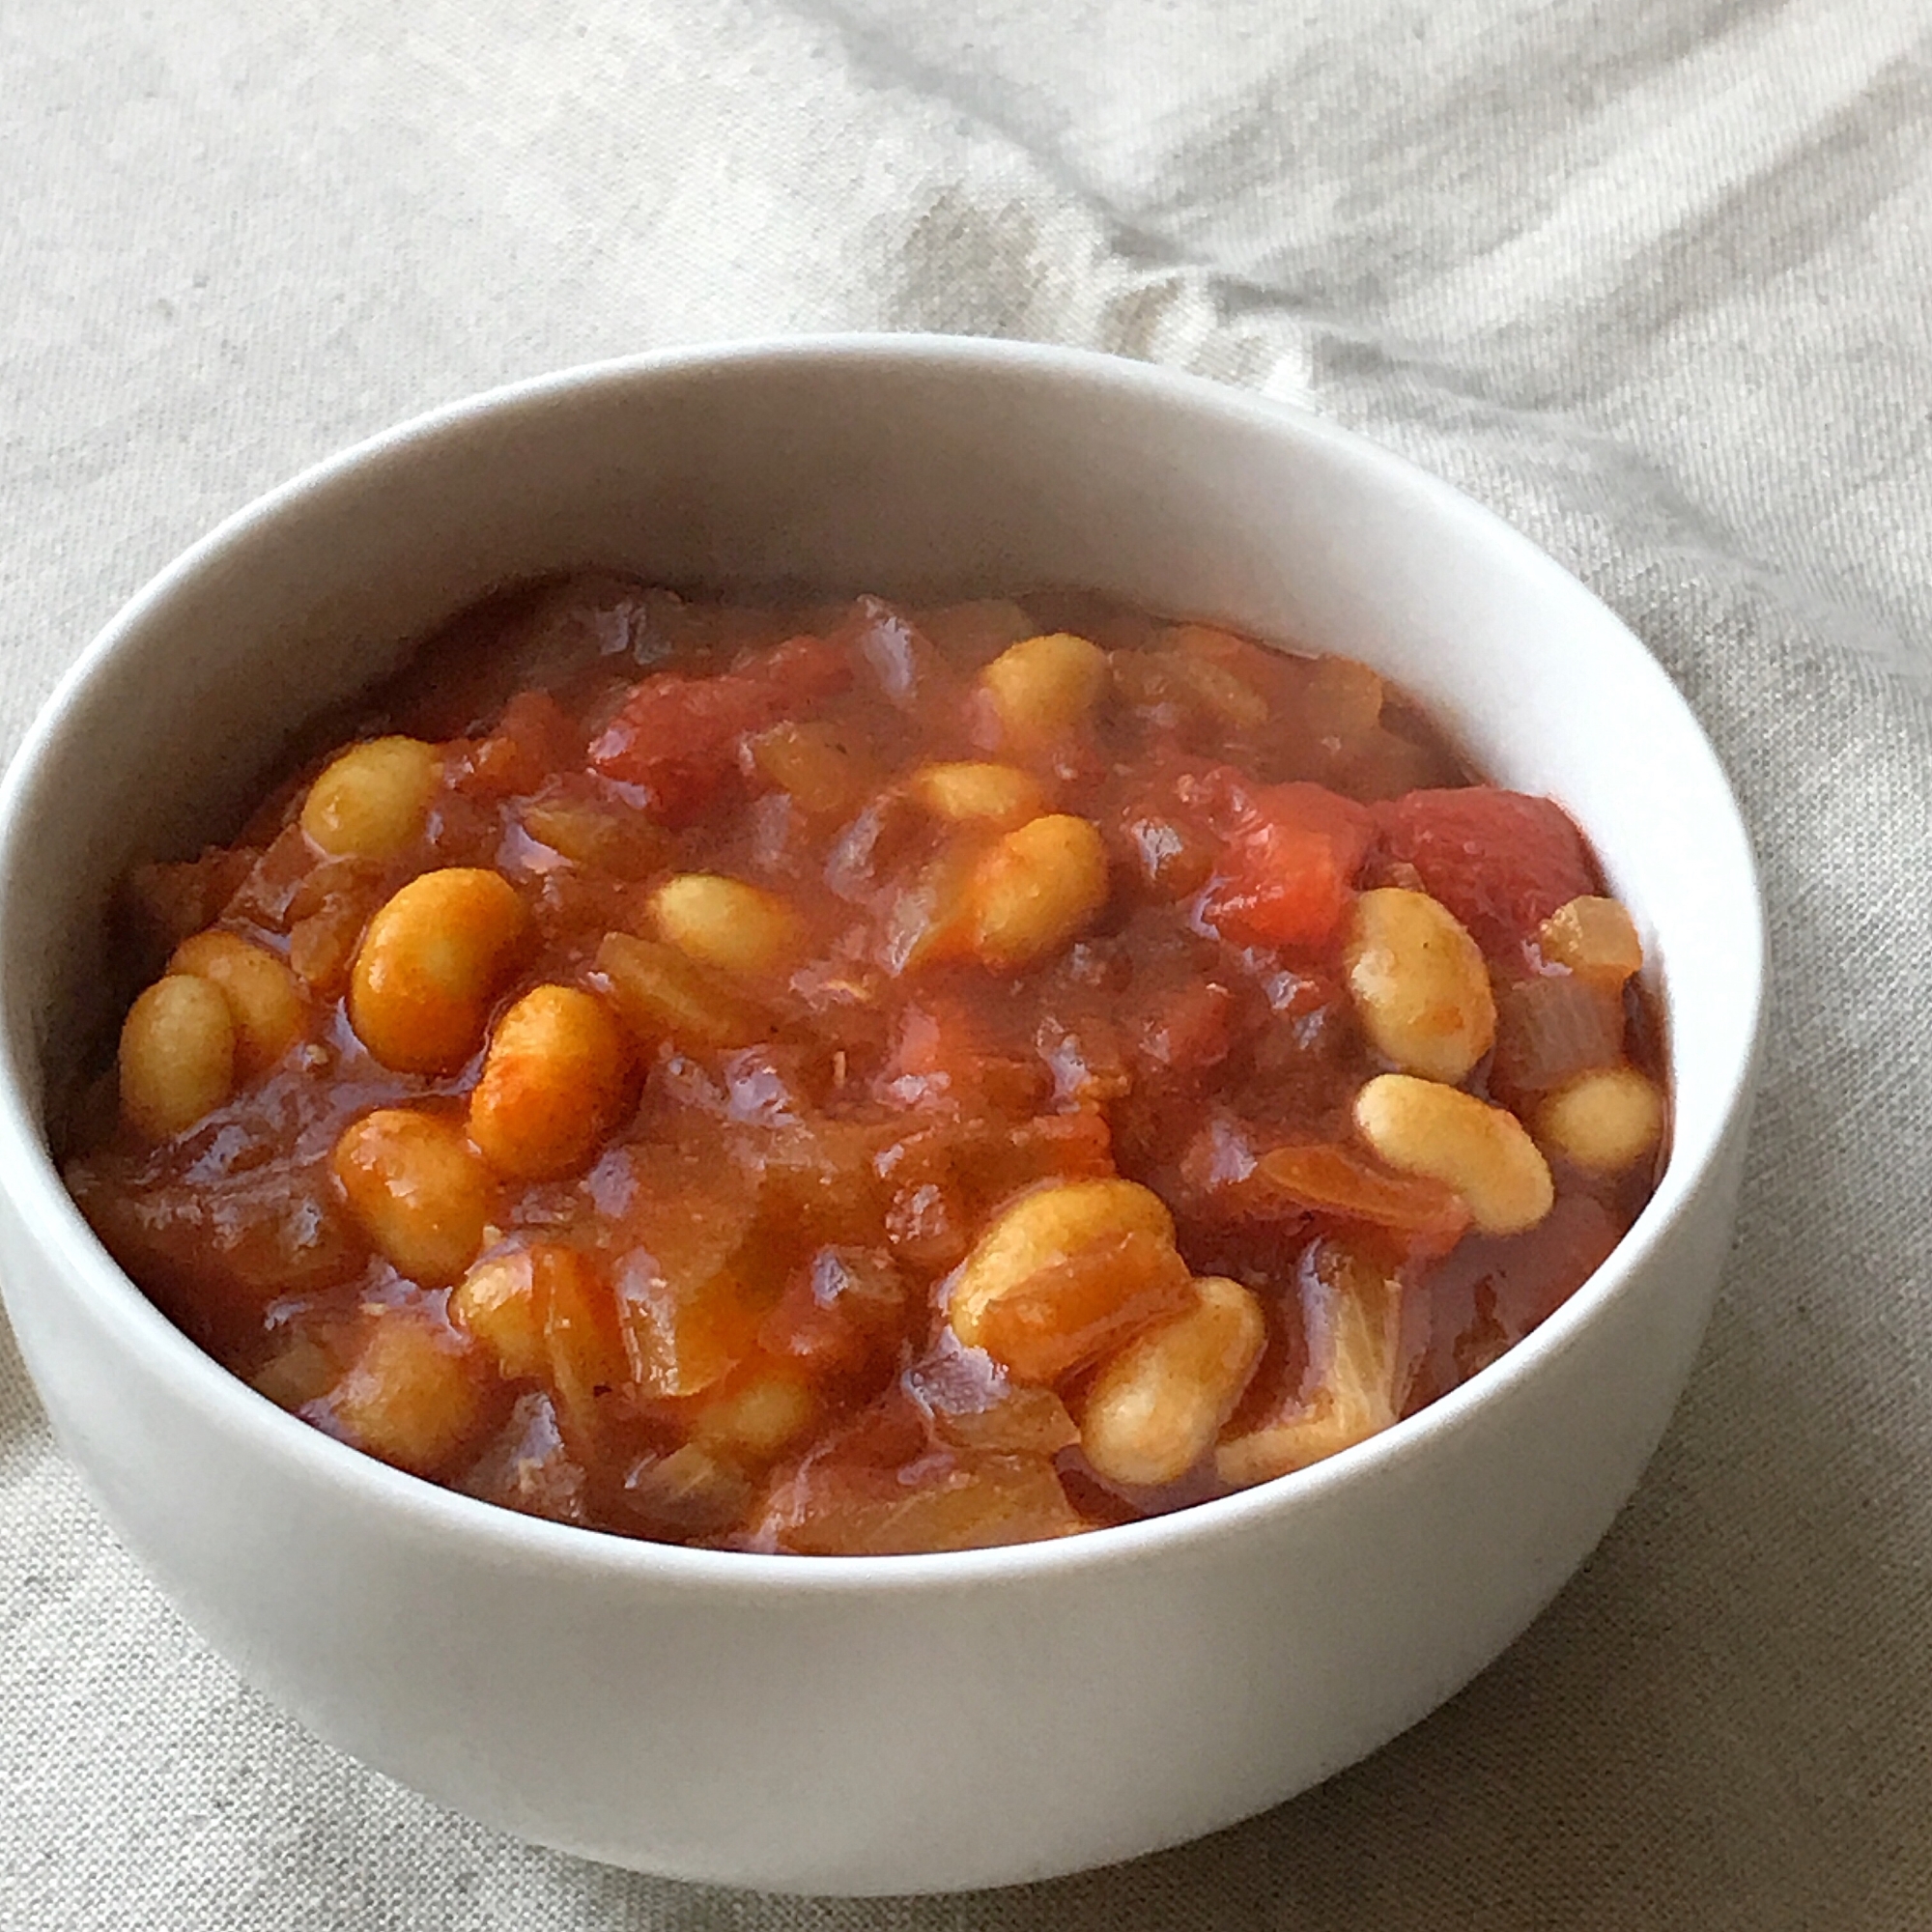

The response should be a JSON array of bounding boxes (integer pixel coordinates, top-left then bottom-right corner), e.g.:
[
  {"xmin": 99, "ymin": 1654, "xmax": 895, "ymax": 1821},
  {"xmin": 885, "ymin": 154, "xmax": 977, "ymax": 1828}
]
[{"xmin": 64, "ymin": 578, "xmax": 1668, "ymax": 1554}]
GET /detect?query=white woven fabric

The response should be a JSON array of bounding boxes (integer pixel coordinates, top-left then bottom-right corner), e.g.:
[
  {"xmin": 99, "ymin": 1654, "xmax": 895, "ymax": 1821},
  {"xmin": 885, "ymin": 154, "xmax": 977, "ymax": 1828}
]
[{"xmin": 5, "ymin": 3, "xmax": 1929, "ymax": 1923}]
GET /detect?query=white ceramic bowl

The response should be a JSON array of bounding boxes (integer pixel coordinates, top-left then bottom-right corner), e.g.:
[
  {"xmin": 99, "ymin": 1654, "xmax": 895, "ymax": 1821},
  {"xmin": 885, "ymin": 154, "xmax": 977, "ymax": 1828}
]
[{"xmin": 0, "ymin": 338, "xmax": 1762, "ymax": 1895}]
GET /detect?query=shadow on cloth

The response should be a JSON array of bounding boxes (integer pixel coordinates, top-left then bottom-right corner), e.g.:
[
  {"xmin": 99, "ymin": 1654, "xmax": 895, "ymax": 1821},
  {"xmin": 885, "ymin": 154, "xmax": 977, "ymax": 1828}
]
[{"xmin": 0, "ymin": 1304, "xmax": 51, "ymax": 1460}]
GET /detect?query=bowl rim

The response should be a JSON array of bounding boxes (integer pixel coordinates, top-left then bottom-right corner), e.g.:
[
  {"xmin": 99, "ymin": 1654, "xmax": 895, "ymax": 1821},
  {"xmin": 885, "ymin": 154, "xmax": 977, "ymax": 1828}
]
[{"xmin": 0, "ymin": 331, "xmax": 1766, "ymax": 1596}]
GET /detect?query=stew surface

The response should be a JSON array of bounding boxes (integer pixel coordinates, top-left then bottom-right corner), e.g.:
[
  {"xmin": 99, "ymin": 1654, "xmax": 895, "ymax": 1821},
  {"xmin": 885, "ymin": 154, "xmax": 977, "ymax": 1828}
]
[{"xmin": 65, "ymin": 579, "xmax": 1667, "ymax": 1553}]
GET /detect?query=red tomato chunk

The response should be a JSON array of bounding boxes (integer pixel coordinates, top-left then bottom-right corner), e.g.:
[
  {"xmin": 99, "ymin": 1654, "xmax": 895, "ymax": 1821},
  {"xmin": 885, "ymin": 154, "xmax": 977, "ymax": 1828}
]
[
  {"xmin": 1375, "ymin": 786, "xmax": 1596, "ymax": 958},
  {"xmin": 1198, "ymin": 780, "xmax": 1375, "ymax": 950},
  {"xmin": 67, "ymin": 581, "xmax": 1669, "ymax": 1554}
]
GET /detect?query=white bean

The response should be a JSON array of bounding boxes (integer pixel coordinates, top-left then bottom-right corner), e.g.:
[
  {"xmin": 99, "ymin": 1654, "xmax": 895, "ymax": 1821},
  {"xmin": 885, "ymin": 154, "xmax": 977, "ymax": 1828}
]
[
  {"xmin": 966, "ymin": 814, "xmax": 1110, "ymax": 969},
  {"xmin": 1354, "ymin": 1073, "xmax": 1552, "ymax": 1236},
  {"xmin": 118, "ymin": 974, "xmax": 235, "ymax": 1139},
  {"xmin": 650, "ymin": 873, "xmax": 804, "ymax": 982},
  {"xmin": 1344, "ymin": 887, "xmax": 1495, "ymax": 1083},
  {"xmin": 1079, "ymin": 1275, "xmax": 1266, "ymax": 1487},
  {"xmin": 300, "ymin": 736, "xmax": 439, "ymax": 859},
  {"xmin": 1534, "ymin": 1065, "xmax": 1665, "ymax": 1172},
  {"xmin": 349, "ymin": 867, "xmax": 527, "ymax": 1072}
]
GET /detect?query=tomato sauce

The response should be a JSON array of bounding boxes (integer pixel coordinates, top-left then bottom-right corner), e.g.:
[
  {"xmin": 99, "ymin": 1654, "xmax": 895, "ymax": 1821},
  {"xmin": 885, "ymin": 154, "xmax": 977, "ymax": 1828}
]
[{"xmin": 64, "ymin": 578, "xmax": 1668, "ymax": 1554}]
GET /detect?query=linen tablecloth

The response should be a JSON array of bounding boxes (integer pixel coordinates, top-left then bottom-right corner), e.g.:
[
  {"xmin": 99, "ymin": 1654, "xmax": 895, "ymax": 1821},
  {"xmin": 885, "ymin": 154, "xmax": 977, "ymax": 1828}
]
[{"xmin": 5, "ymin": 3, "xmax": 1929, "ymax": 1924}]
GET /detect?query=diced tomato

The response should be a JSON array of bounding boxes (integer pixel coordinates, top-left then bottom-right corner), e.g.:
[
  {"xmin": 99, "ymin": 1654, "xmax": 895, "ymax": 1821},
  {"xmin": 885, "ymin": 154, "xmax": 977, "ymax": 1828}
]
[
  {"xmin": 1376, "ymin": 787, "xmax": 1595, "ymax": 957},
  {"xmin": 876, "ymin": 1003, "xmax": 978, "ymax": 1109},
  {"xmin": 1198, "ymin": 781, "xmax": 1375, "ymax": 950},
  {"xmin": 464, "ymin": 690, "xmax": 582, "ymax": 801},
  {"xmin": 744, "ymin": 635, "xmax": 855, "ymax": 704},
  {"xmin": 1111, "ymin": 758, "xmax": 1227, "ymax": 902},
  {"xmin": 123, "ymin": 845, "xmax": 259, "ymax": 957},
  {"xmin": 1130, "ymin": 979, "xmax": 1235, "ymax": 1076},
  {"xmin": 997, "ymin": 1111, "xmax": 1116, "ymax": 1189},
  {"xmin": 222, "ymin": 823, "xmax": 317, "ymax": 931},
  {"xmin": 587, "ymin": 672, "xmax": 760, "ymax": 820},
  {"xmin": 758, "ymin": 1274, "xmax": 863, "ymax": 1374},
  {"xmin": 758, "ymin": 1246, "xmax": 909, "ymax": 1377},
  {"xmin": 838, "ymin": 596, "xmax": 960, "ymax": 710},
  {"xmin": 875, "ymin": 1002, "xmax": 1045, "ymax": 1117},
  {"xmin": 589, "ymin": 636, "xmax": 853, "ymax": 822}
]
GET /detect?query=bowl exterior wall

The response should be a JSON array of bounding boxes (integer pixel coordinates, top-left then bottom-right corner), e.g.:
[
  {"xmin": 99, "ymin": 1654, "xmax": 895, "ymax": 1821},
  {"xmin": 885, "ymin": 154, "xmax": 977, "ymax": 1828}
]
[
  {"xmin": 0, "ymin": 1110, "xmax": 1747, "ymax": 1892},
  {"xmin": 0, "ymin": 341, "xmax": 1763, "ymax": 1892}
]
